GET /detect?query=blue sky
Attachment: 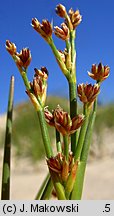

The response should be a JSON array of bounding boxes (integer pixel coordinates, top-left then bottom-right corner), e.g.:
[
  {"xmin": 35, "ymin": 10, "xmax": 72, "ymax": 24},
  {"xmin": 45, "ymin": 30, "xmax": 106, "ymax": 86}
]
[{"xmin": 0, "ymin": 0, "xmax": 114, "ymax": 113}]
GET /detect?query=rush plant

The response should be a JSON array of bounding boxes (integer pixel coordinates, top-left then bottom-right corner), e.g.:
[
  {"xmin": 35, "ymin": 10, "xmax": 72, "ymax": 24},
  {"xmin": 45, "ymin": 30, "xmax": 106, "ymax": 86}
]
[{"xmin": 3, "ymin": 3, "xmax": 110, "ymax": 200}]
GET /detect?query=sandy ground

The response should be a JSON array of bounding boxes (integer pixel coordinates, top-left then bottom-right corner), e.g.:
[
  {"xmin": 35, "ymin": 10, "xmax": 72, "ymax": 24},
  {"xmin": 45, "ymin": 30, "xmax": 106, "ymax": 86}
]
[{"xmin": 0, "ymin": 153, "xmax": 114, "ymax": 200}]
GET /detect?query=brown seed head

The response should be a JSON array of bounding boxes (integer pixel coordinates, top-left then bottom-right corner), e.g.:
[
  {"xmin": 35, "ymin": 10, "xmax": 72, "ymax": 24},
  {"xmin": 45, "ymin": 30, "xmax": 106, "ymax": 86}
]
[
  {"xmin": 32, "ymin": 18, "xmax": 52, "ymax": 41},
  {"xmin": 16, "ymin": 48, "xmax": 31, "ymax": 70},
  {"xmin": 35, "ymin": 76, "xmax": 44, "ymax": 96},
  {"xmin": 34, "ymin": 67, "xmax": 48, "ymax": 80},
  {"xmin": 6, "ymin": 40, "xmax": 17, "ymax": 56},
  {"xmin": 44, "ymin": 107, "xmax": 55, "ymax": 126},
  {"xmin": 68, "ymin": 9, "xmax": 82, "ymax": 29},
  {"xmin": 55, "ymin": 4, "xmax": 67, "ymax": 18},
  {"xmin": 77, "ymin": 83, "xmax": 100, "ymax": 105},
  {"xmin": 41, "ymin": 20, "xmax": 52, "ymax": 36},
  {"xmin": 33, "ymin": 76, "xmax": 43, "ymax": 97},
  {"xmin": 44, "ymin": 105, "xmax": 84, "ymax": 135},
  {"xmin": 88, "ymin": 62, "xmax": 110, "ymax": 82},
  {"xmin": 54, "ymin": 23, "xmax": 69, "ymax": 40},
  {"xmin": 70, "ymin": 114, "xmax": 85, "ymax": 134},
  {"xmin": 47, "ymin": 153, "xmax": 63, "ymax": 173},
  {"xmin": 47, "ymin": 152, "xmax": 78, "ymax": 184},
  {"xmin": 30, "ymin": 67, "xmax": 48, "ymax": 106},
  {"xmin": 53, "ymin": 105, "xmax": 72, "ymax": 135},
  {"xmin": 31, "ymin": 18, "xmax": 40, "ymax": 30}
]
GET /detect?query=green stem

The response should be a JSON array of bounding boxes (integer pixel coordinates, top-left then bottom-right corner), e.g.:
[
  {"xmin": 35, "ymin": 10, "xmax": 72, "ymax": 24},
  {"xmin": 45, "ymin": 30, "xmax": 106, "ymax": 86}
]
[
  {"xmin": 63, "ymin": 135, "xmax": 69, "ymax": 161},
  {"xmin": 50, "ymin": 170, "xmax": 66, "ymax": 200},
  {"xmin": 70, "ymin": 161, "xmax": 86, "ymax": 200},
  {"xmin": 69, "ymin": 81, "xmax": 77, "ymax": 154},
  {"xmin": 1, "ymin": 76, "xmax": 14, "ymax": 200},
  {"xmin": 70, "ymin": 30, "xmax": 76, "ymax": 79},
  {"xmin": 37, "ymin": 110, "xmax": 53, "ymax": 158},
  {"xmin": 49, "ymin": 38, "xmax": 69, "ymax": 79},
  {"xmin": 35, "ymin": 172, "xmax": 53, "ymax": 200},
  {"xmin": 66, "ymin": 39, "xmax": 70, "ymax": 53},
  {"xmin": 70, "ymin": 31, "xmax": 76, "ymax": 63},
  {"xmin": 35, "ymin": 173, "xmax": 51, "ymax": 200},
  {"xmin": 74, "ymin": 105, "xmax": 90, "ymax": 161},
  {"xmin": 68, "ymin": 29, "xmax": 77, "ymax": 154},
  {"xmin": 41, "ymin": 176, "xmax": 53, "ymax": 200},
  {"xmin": 81, "ymin": 100, "xmax": 97, "ymax": 162},
  {"xmin": 21, "ymin": 71, "xmax": 31, "ymax": 90},
  {"xmin": 56, "ymin": 129, "xmax": 62, "ymax": 153},
  {"xmin": 71, "ymin": 100, "xmax": 98, "ymax": 200}
]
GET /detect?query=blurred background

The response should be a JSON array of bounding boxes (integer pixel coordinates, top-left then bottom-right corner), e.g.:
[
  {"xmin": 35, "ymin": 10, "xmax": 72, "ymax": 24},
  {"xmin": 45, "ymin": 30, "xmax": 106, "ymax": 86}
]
[{"xmin": 0, "ymin": 0, "xmax": 114, "ymax": 199}]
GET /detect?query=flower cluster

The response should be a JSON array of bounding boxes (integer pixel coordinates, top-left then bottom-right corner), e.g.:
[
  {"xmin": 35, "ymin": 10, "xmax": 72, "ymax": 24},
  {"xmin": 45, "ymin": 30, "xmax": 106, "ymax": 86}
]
[
  {"xmin": 47, "ymin": 152, "xmax": 78, "ymax": 183},
  {"xmin": 56, "ymin": 4, "xmax": 82, "ymax": 30},
  {"xmin": 31, "ymin": 19, "xmax": 52, "ymax": 43},
  {"xmin": 6, "ymin": 40, "xmax": 31, "ymax": 72},
  {"xmin": 88, "ymin": 62, "xmax": 110, "ymax": 82},
  {"xmin": 6, "ymin": 40, "xmax": 49, "ymax": 110},
  {"xmin": 77, "ymin": 83, "xmax": 100, "ymax": 107},
  {"xmin": 44, "ymin": 105, "xmax": 84, "ymax": 136},
  {"xmin": 32, "ymin": 4, "xmax": 82, "ymax": 44},
  {"xmin": 77, "ymin": 62, "xmax": 110, "ymax": 108},
  {"xmin": 54, "ymin": 23, "xmax": 69, "ymax": 40},
  {"xmin": 55, "ymin": 4, "xmax": 67, "ymax": 18},
  {"xmin": 26, "ymin": 67, "xmax": 48, "ymax": 109}
]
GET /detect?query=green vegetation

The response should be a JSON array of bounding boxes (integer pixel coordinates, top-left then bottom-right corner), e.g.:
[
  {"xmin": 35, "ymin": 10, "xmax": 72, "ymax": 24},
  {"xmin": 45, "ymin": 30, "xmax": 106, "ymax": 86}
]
[
  {"xmin": 0, "ymin": 97, "xmax": 114, "ymax": 162},
  {"xmin": 95, "ymin": 104, "xmax": 114, "ymax": 132}
]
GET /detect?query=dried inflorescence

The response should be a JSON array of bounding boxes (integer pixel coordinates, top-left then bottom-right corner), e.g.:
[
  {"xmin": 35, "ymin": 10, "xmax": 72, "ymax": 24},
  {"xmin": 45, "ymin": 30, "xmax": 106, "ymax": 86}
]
[
  {"xmin": 6, "ymin": 40, "xmax": 31, "ymax": 71},
  {"xmin": 58, "ymin": 49, "xmax": 71, "ymax": 70},
  {"xmin": 26, "ymin": 67, "xmax": 48, "ymax": 108},
  {"xmin": 47, "ymin": 152, "xmax": 78, "ymax": 183},
  {"xmin": 88, "ymin": 62, "xmax": 110, "ymax": 82},
  {"xmin": 44, "ymin": 105, "xmax": 84, "ymax": 136},
  {"xmin": 47, "ymin": 153, "xmax": 63, "ymax": 174},
  {"xmin": 6, "ymin": 40, "xmax": 17, "ymax": 56},
  {"xmin": 55, "ymin": 4, "xmax": 82, "ymax": 30},
  {"xmin": 34, "ymin": 67, "xmax": 48, "ymax": 80},
  {"xmin": 77, "ymin": 83, "xmax": 100, "ymax": 106},
  {"xmin": 55, "ymin": 4, "xmax": 67, "ymax": 18},
  {"xmin": 16, "ymin": 48, "xmax": 31, "ymax": 70},
  {"xmin": 31, "ymin": 18, "xmax": 52, "ymax": 42},
  {"xmin": 54, "ymin": 23, "xmax": 69, "ymax": 40},
  {"xmin": 32, "ymin": 4, "xmax": 82, "ymax": 45},
  {"xmin": 68, "ymin": 8, "xmax": 82, "ymax": 29}
]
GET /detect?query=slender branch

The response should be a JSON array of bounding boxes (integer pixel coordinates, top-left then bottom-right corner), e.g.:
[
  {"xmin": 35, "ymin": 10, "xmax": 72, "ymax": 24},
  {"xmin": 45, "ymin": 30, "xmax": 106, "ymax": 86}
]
[
  {"xmin": 37, "ymin": 110, "xmax": 53, "ymax": 158},
  {"xmin": 65, "ymin": 39, "xmax": 70, "ymax": 53},
  {"xmin": 41, "ymin": 176, "xmax": 53, "ymax": 200},
  {"xmin": 63, "ymin": 135, "xmax": 69, "ymax": 161},
  {"xmin": 49, "ymin": 38, "xmax": 70, "ymax": 79},
  {"xmin": 49, "ymin": 170, "xmax": 66, "ymax": 200},
  {"xmin": 68, "ymin": 29, "xmax": 78, "ymax": 154},
  {"xmin": 35, "ymin": 173, "xmax": 50, "ymax": 200},
  {"xmin": 21, "ymin": 71, "xmax": 31, "ymax": 90},
  {"xmin": 35, "ymin": 173, "xmax": 53, "ymax": 200},
  {"xmin": 71, "ymin": 99, "xmax": 98, "ymax": 200},
  {"xmin": 1, "ymin": 76, "xmax": 14, "ymax": 200},
  {"xmin": 55, "ymin": 129, "xmax": 62, "ymax": 153},
  {"xmin": 81, "ymin": 99, "xmax": 97, "ymax": 162},
  {"xmin": 69, "ymin": 81, "xmax": 77, "ymax": 154},
  {"xmin": 70, "ymin": 161, "xmax": 86, "ymax": 200},
  {"xmin": 70, "ymin": 30, "xmax": 76, "ymax": 79},
  {"xmin": 74, "ymin": 104, "xmax": 90, "ymax": 161}
]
